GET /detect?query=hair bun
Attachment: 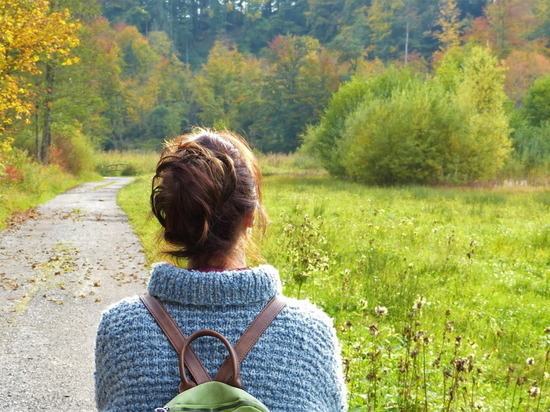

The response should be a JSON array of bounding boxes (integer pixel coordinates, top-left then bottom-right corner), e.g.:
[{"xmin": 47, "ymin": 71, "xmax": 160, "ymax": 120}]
[{"xmin": 151, "ymin": 130, "xmax": 266, "ymax": 266}]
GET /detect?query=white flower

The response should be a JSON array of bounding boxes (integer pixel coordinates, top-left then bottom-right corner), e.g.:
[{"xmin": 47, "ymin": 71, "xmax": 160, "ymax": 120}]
[{"xmin": 375, "ymin": 306, "xmax": 388, "ymax": 317}]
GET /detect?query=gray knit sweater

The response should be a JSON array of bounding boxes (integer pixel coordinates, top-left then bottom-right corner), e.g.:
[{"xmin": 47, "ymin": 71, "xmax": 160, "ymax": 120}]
[{"xmin": 94, "ymin": 263, "xmax": 347, "ymax": 412}]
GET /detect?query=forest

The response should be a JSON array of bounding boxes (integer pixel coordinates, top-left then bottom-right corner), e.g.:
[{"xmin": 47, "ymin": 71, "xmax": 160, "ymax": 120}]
[{"xmin": 0, "ymin": 0, "xmax": 549, "ymax": 185}]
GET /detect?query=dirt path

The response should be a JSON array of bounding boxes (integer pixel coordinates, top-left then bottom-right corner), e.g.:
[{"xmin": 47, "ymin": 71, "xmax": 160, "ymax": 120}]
[{"xmin": 0, "ymin": 177, "xmax": 149, "ymax": 410}]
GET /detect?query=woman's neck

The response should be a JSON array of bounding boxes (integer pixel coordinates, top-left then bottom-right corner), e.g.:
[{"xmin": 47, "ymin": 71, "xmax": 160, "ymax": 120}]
[{"xmin": 187, "ymin": 245, "xmax": 247, "ymax": 271}]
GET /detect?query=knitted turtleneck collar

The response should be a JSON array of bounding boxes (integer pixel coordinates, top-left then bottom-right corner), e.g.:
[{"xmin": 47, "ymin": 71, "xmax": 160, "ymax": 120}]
[{"xmin": 147, "ymin": 263, "xmax": 282, "ymax": 306}]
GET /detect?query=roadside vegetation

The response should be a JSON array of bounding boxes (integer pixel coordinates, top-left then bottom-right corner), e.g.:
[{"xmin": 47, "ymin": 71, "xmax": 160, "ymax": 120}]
[{"xmin": 116, "ymin": 157, "xmax": 549, "ymax": 411}]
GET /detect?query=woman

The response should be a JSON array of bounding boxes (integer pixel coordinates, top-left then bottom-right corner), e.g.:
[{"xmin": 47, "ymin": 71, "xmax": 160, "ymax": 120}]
[{"xmin": 94, "ymin": 129, "xmax": 347, "ymax": 411}]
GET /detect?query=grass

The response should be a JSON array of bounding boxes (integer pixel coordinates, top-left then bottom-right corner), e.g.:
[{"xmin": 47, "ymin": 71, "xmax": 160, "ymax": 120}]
[
  {"xmin": 4, "ymin": 146, "xmax": 547, "ymax": 409},
  {"xmin": 5, "ymin": 146, "xmax": 547, "ymax": 410},
  {"xmin": 94, "ymin": 150, "xmax": 159, "ymax": 176},
  {"xmin": 260, "ymin": 176, "xmax": 549, "ymax": 411},
  {"xmin": 0, "ymin": 151, "xmax": 98, "ymax": 231},
  {"xmin": 116, "ymin": 158, "xmax": 549, "ymax": 410}
]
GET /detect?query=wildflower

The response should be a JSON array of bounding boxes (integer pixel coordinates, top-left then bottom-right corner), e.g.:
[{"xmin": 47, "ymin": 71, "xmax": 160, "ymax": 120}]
[
  {"xmin": 526, "ymin": 357, "xmax": 535, "ymax": 365},
  {"xmin": 375, "ymin": 305, "xmax": 388, "ymax": 317},
  {"xmin": 528, "ymin": 384, "xmax": 540, "ymax": 398},
  {"xmin": 452, "ymin": 357, "xmax": 469, "ymax": 372},
  {"xmin": 446, "ymin": 321, "xmax": 455, "ymax": 332},
  {"xmin": 412, "ymin": 295, "xmax": 427, "ymax": 310},
  {"xmin": 366, "ymin": 371, "xmax": 377, "ymax": 381},
  {"xmin": 369, "ymin": 324, "xmax": 379, "ymax": 336},
  {"xmin": 473, "ymin": 400, "xmax": 484, "ymax": 409}
]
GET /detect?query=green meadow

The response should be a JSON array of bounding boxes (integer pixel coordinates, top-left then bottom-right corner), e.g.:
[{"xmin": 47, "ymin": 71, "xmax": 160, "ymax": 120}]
[{"xmin": 118, "ymin": 164, "xmax": 549, "ymax": 411}]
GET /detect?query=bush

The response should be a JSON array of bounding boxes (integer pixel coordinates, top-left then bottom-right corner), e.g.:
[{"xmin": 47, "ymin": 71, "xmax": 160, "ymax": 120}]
[
  {"xmin": 49, "ymin": 124, "xmax": 96, "ymax": 176},
  {"xmin": 509, "ymin": 121, "xmax": 550, "ymax": 174},
  {"xmin": 304, "ymin": 47, "xmax": 512, "ymax": 185},
  {"xmin": 303, "ymin": 68, "xmax": 419, "ymax": 177},
  {"xmin": 523, "ymin": 74, "xmax": 550, "ymax": 126}
]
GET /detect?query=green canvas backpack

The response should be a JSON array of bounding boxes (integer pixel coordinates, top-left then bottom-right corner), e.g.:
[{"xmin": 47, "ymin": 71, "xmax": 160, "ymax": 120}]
[{"xmin": 140, "ymin": 295, "xmax": 286, "ymax": 412}]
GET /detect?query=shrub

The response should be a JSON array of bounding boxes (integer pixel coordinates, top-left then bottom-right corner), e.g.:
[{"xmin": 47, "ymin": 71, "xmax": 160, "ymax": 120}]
[
  {"xmin": 523, "ymin": 74, "xmax": 550, "ymax": 126},
  {"xmin": 304, "ymin": 47, "xmax": 512, "ymax": 185},
  {"xmin": 49, "ymin": 124, "xmax": 95, "ymax": 176},
  {"xmin": 303, "ymin": 68, "xmax": 419, "ymax": 177}
]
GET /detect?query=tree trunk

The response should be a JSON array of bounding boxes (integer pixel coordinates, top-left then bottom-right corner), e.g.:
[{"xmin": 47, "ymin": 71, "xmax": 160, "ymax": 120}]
[{"xmin": 40, "ymin": 64, "xmax": 54, "ymax": 163}]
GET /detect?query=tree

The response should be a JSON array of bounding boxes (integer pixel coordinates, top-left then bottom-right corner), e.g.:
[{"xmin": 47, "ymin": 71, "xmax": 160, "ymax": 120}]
[
  {"xmin": 522, "ymin": 74, "xmax": 550, "ymax": 126},
  {"xmin": 192, "ymin": 40, "xmax": 263, "ymax": 132},
  {"xmin": 0, "ymin": 0, "xmax": 80, "ymax": 135},
  {"xmin": 366, "ymin": 0, "xmax": 439, "ymax": 63},
  {"xmin": 433, "ymin": 0, "xmax": 462, "ymax": 54},
  {"xmin": 305, "ymin": 0, "xmax": 344, "ymax": 43},
  {"xmin": 252, "ymin": 35, "xmax": 341, "ymax": 152},
  {"xmin": 466, "ymin": 0, "xmax": 539, "ymax": 58},
  {"xmin": 502, "ymin": 50, "xmax": 550, "ymax": 106}
]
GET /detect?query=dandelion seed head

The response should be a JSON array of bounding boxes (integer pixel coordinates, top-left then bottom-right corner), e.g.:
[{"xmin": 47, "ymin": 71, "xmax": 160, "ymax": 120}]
[
  {"xmin": 528, "ymin": 385, "xmax": 540, "ymax": 398},
  {"xmin": 375, "ymin": 306, "xmax": 388, "ymax": 317},
  {"xmin": 473, "ymin": 401, "xmax": 484, "ymax": 409},
  {"xmin": 412, "ymin": 295, "xmax": 426, "ymax": 310}
]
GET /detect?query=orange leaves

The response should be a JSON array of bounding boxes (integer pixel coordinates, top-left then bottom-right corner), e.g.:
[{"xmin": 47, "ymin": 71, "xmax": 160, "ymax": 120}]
[{"xmin": 502, "ymin": 50, "xmax": 550, "ymax": 104}]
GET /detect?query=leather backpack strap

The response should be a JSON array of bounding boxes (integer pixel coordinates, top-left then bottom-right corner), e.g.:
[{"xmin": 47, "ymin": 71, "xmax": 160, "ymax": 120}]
[
  {"xmin": 139, "ymin": 295, "xmax": 211, "ymax": 386},
  {"xmin": 215, "ymin": 296, "xmax": 287, "ymax": 383}
]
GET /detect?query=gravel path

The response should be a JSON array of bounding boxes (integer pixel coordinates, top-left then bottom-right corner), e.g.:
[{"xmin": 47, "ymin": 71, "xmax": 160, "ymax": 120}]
[{"xmin": 0, "ymin": 177, "xmax": 149, "ymax": 410}]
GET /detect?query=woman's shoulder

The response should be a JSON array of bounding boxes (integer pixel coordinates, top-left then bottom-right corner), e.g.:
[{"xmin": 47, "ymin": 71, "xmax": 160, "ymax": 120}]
[
  {"xmin": 97, "ymin": 296, "xmax": 149, "ymax": 331},
  {"xmin": 274, "ymin": 296, "xmax": 338, "ymax": 343},
  {"xmin": 282, "ymin": 297, "xmax": 335, "ymax": 323}
]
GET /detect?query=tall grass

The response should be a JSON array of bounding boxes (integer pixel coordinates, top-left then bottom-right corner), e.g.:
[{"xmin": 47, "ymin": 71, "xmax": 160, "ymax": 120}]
[
  {"xmin": 94, "ymin": 151, "xmax": 159, "ymax": 176},
  {"xmin": 0, "ymin": 150, "xmax": 97, "ymax": 230},
  {"xmin": 262, "ymin": 176, "xmax": 549, "ymax": 410},
  {"xmin": 118, "ymin": 158, "xmax": 549, "ymax": 410}
]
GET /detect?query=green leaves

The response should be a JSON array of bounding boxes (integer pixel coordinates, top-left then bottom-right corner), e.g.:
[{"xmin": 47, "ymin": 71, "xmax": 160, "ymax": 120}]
[{"xmin": 305, "ymin": 47, "xmax": 512, "ymax": 184}]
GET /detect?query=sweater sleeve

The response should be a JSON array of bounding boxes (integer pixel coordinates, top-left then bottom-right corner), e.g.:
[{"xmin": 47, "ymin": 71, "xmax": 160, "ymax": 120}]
[
  {"xmin": 301, "ymin": 303, "xmax": 348, "ymax": 412},
  {"xmin": 263, "ymin": 299, "xmax": 347, "ymax": 412},
  {"xmin": 94, "ymin": 305, "xmax": 115, "ymax": 411}
]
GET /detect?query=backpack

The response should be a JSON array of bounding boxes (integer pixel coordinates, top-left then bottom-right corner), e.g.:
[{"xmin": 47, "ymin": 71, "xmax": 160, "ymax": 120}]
[{"xmin": 140, "ymin": 295, "xmax": 286, "ymax": 412}]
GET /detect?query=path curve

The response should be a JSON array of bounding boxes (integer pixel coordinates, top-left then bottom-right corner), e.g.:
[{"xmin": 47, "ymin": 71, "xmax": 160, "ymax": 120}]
[{"xmin": 0, "ymin": 177, "xmax": 149, "ymax": 410}]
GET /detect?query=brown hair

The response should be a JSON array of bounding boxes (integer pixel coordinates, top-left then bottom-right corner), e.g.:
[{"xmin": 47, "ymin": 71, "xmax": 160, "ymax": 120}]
[{"xmin": 151, "ymin": 129, "xmax": 266, "ymax": 267}]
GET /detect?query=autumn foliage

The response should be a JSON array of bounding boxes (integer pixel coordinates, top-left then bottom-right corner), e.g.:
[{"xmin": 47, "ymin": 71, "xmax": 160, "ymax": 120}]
[{"xmin": 0, "ymin": 0, "xmax": 80, "ymax": 133}]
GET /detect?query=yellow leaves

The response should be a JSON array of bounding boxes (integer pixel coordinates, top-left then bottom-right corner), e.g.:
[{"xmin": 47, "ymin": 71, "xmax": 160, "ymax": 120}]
[
  {"xmin": 0, "ymin": 0, "xmax": 81, "ymax": 131},
  {"xmin": 61, "ymin": 57, "xmax": 80, "ymax": 66}
]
